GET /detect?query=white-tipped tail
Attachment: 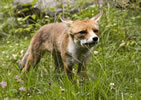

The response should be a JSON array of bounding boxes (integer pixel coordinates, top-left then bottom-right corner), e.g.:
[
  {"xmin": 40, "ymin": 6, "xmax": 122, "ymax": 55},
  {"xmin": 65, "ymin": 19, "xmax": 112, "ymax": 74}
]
[{"xmin": 19, "ymin": 48, "xmax": 30, "ymax": 70}]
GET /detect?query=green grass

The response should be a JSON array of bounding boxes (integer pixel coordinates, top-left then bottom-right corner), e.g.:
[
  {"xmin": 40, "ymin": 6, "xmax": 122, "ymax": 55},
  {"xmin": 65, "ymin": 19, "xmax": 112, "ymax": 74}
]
[{"xmin": 0, "ymin": 0, "xmax": 141, "ymax": 100}]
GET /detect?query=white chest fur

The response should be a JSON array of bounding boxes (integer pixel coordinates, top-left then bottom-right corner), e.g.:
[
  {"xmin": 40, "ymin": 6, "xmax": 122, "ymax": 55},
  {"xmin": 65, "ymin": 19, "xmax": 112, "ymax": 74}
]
[
  {"xmin": 67, "ymin": 38, "xmax": 93, "ymax": 65},
  {"xmin": 67, "ymin": 39, "xmax": 78, "ymax": 60}
]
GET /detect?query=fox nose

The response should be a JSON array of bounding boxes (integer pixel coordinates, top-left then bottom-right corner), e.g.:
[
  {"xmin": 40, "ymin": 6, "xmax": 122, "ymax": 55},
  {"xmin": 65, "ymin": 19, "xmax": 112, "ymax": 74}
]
[{"xmin": 92, "ymin": 37, "xmax": 98, "ymax": 42}]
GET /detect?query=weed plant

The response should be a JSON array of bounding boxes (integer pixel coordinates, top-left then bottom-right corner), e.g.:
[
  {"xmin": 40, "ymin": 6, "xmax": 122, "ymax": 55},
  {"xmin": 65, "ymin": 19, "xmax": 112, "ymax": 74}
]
[{"xmin": 0, "ymin": 0, "xmax": 141, "ymax": 100}]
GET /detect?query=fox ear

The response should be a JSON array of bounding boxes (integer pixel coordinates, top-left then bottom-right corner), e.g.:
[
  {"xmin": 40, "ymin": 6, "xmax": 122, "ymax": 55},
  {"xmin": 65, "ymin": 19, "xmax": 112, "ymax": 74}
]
[
  {"xmin": 60, "ymin": 17, "xmax": 72, "ymax": 27},
  {"xmin": 91, "ymin": 11, "xmax": 103, "ymax": 23}
]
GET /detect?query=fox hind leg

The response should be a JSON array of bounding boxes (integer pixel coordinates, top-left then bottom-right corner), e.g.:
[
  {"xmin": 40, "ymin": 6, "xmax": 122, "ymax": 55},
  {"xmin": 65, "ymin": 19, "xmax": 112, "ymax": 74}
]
[
  {"xmin": 19, "ymin": 48, "xmax": 30, "ymax": 70},
  {"xmin": 21, "ymin": 49, "xmax": 42, "ymax": 73},
  {"xmin": 52, "ymin": 51, "xmax": 64, "ymax": 72}
]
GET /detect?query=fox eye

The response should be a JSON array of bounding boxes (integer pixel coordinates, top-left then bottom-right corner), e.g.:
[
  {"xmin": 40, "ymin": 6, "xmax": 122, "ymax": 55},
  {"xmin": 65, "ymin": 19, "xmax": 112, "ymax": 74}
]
[
  {"xmin": 93, "ymin": 29, "xmax": 98, "ymax": 33},
  {"xmin": 79, "ymin": 31, "xmax": 87, "ymax": 34}
]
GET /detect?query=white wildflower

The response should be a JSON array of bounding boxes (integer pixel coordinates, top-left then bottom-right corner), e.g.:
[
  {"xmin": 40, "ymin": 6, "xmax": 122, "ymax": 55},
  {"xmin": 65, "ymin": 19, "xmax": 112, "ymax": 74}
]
[
  {"xmin": 110, "ymin": 82, "xmax": 114, "ymax": 86},
  {"xmin": 45, "ymin": 15, "xmax": 49, "ymax": 18},
  {"xmin": 8, "ymin": 72, "xmax": 11, "ymax": 76},
  {"xmin": 109, "ymin": 82, "xmax": 115, "ymax": 90},
  {"xmin": 60, "ymin": 87, "xmax": 65, "ymax": 93},
  {"xmin": 7, "ymin": 41, "xmax": 10, "ymax": 44},
  {"xmin": 24, "ymin": 37, "xmax": 28, "ymax": 40},
  {"xmin": 120, "ymin": 40, "xmax": 126, "ymax": 47},
  {"xmin": 20, "ymin": 50, "xmax": 24, "ymax": 55},
  {"xmin": 12, "ymin": 54, "xmax": 17, "ymax": 59},
  {"xmin": 2, "ymin": 51, "xmax": 5, "ymax": 54},
  {"xmin": 93, "ymin": 51, "xmax": 99, "ymax": 55}
]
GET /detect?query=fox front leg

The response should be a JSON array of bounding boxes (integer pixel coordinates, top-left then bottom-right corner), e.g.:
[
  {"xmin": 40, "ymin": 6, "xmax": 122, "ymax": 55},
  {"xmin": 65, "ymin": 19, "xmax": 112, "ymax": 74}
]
[
  {"xmin": 77, "ymin": 63, "xmax": 88, "ymax": 80},
  {"xmin": 63, "ymin": 62, "xmax": 74, "ymax": 79}
]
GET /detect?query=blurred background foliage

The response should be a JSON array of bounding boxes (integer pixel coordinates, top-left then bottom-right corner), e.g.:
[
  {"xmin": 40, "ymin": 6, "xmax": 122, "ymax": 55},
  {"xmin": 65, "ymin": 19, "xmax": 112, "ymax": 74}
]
[
  {"xmin": 0, "ymin": 0, "xmax": 141, "ymax": 99},
  {"xmin": 0, "ymin": 0, "xmax": 141, "ymax": 39}
]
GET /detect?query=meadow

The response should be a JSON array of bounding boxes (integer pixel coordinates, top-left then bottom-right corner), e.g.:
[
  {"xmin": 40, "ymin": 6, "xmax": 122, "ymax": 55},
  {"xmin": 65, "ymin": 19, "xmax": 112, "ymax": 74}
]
[{"xmin": 0, "ymin": 0, "xmax": 141, "ymax": 100}]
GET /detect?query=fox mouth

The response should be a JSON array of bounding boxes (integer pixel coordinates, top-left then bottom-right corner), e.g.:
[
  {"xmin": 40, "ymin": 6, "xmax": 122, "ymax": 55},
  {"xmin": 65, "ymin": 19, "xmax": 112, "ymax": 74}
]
[
  {"xmin": 80, "ymin": 38, "xmax": 99, "ymax": 47},
  {"xmin": 84, "ymin": 42, "xmax": 97, "ymax": 47}
]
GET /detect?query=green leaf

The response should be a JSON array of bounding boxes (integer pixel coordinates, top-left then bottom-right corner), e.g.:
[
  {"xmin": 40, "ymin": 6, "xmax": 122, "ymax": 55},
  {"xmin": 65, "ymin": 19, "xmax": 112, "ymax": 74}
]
[
  {"xmin": 31, "ymin": 0, "xmax": 38, "ymax": 6},
  {"xmin": 20, "ymin": 8, "xmax": 29, "ymax": 12},
  {"xmin": 23, "ymin": 15, "xmax": 31, "ymax": 21},
  {"xmin": 15, "ymin": 28, "xmax": 23, "ymax": 33},
  {"xmin": 32, "ymin": 14, "xmax": 37, "ymax": 20}
]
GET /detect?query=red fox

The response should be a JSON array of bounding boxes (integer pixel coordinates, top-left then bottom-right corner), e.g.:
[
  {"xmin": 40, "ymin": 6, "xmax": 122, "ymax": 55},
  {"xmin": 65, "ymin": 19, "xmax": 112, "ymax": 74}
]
[{"xmin": 19, "ymin": 11, "xmax": 103, "ymax": 78}]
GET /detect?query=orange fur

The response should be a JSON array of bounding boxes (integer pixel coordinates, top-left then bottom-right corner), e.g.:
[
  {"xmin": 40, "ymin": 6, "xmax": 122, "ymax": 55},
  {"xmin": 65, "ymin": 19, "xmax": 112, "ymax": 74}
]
[{"xmin": 19, "ymin": 11, "xmax": 103, "ymax": 78}]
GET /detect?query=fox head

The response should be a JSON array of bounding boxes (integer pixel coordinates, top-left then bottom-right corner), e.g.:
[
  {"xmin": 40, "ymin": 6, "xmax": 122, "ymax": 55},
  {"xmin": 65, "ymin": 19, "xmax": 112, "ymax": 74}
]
[{"xmin": 61, "ymin": 11, "xmax": 103, "ymax": 48}]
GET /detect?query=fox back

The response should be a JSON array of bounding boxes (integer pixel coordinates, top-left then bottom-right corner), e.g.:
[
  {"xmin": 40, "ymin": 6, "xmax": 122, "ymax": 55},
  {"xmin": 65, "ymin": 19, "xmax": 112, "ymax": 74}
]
[{"xmin": 20, "ymin": 11, "xmax": 103, "ymax": 79}]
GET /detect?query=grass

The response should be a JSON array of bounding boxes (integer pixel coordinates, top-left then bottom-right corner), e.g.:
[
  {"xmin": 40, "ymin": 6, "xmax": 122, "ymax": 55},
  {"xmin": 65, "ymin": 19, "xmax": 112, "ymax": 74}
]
[{"xmin": 0, "ymin": 0, "xmax": 141, "ymax": 100}]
